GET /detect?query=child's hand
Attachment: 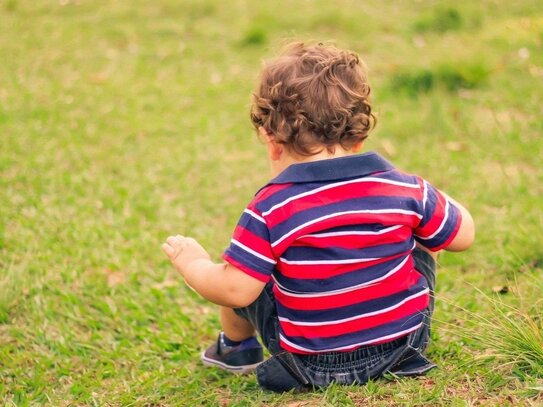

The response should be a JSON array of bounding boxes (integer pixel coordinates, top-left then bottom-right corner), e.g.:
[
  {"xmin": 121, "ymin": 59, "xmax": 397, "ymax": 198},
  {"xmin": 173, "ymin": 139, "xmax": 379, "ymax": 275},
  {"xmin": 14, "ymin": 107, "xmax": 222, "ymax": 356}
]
[{"xmin": 161, "ymin": 235, "xmax": 211, "ymax": 277}]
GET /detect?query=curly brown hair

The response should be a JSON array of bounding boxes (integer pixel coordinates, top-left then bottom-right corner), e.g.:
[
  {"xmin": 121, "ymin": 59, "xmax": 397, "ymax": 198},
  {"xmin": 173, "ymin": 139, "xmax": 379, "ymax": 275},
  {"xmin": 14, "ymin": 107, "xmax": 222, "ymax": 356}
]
[{"xmin": 250, "ymin": 42, "xmax": 376, "ymax": 156}]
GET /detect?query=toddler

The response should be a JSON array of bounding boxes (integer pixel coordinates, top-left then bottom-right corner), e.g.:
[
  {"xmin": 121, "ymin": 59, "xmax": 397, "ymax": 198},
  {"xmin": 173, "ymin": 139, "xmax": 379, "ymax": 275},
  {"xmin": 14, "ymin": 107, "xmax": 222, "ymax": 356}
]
[{"xmin": 162, "ymin": 42, "xmax": 475, "ymax": 392}]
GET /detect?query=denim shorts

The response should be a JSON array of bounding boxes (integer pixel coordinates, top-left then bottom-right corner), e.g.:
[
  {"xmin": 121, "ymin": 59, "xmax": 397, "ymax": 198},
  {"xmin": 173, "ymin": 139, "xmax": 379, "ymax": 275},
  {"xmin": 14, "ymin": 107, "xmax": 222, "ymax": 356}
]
[{"xmin": 234, "ymin": 248, "xmax": 437, "ymax": 392}]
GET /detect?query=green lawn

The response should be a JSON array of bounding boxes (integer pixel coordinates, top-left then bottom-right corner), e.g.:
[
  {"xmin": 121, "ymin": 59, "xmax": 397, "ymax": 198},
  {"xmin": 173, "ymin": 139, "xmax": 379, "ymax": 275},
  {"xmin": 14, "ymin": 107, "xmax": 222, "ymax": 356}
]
[{"xmin": 1, "ymin": 0, "xmax": 542, "ymax": 405}]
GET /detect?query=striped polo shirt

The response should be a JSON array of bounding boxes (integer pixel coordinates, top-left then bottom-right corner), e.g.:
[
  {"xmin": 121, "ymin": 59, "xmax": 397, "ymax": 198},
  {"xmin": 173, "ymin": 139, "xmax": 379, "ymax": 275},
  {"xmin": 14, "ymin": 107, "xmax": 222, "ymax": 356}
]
[{"xmin": 223, "ymin": 152, "xmax": 462, "ymax": 354}]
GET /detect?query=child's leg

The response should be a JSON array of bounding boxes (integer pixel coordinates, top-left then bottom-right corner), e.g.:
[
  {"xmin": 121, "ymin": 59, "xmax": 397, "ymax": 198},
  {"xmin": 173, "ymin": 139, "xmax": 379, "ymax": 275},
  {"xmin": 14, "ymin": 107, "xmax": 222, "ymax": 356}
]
[
  {"xmin": 220, "ymin": 306, "xmax": 256, "ymax": 342},
  {"xmin": 201, "ymin": 306, "xmax": 262, "ymax": 374},
  {"xmin": 201, "ymin": 283, "xmax": 276, "ymax": 374}
]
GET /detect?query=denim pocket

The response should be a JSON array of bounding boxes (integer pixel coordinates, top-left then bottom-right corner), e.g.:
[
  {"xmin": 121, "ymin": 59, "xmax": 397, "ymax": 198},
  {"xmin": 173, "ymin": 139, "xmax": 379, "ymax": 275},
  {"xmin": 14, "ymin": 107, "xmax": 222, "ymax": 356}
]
[
  {"xmin": 256, "ymin": 352, "xmax": 310, "ymax": 393},
  {"xmin": 266, "ymin": 335, "xmax": 281, "ymax": 355},
  {"xmin": 388, "ymin": 345, "xmax": 436, "ymax": 376}
]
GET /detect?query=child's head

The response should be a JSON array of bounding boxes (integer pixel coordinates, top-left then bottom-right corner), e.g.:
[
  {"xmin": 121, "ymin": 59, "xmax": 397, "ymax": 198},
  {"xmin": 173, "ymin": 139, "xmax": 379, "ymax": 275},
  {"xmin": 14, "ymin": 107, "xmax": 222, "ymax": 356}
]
[{"xmin": 251, "ymin": 42, "xmax": 376, "ymax": 156}]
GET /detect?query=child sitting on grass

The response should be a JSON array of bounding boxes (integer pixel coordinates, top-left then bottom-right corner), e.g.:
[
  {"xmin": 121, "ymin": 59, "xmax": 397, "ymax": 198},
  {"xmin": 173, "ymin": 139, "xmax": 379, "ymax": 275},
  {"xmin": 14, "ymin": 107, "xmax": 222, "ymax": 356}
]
[{"xmin": 161, "ymin": 42, "xmax": 475, "ymax": 392}]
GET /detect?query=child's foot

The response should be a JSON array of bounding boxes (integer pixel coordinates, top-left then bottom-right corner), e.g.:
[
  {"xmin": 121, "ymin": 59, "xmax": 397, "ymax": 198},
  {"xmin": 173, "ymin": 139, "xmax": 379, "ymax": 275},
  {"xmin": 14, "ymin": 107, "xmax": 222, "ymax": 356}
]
[{"xmin": 201, "ymin": 332, "xmax": 264, "ymax": 374}]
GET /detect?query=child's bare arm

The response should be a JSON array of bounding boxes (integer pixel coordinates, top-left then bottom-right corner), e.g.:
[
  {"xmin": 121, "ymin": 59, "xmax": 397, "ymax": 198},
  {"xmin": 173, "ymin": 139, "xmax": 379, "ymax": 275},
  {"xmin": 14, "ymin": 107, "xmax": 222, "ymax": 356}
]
[{"xmin": 161, "ymin": 235, "xmax": 266, "ymax": 308}]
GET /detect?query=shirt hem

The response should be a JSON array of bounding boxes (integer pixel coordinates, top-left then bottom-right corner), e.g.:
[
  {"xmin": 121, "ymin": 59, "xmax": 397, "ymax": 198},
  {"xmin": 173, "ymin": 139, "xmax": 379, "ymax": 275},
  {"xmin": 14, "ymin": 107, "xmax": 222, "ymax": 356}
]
[
  {"xmin": 427, "ymin": 208, "xmax": 463, "ymax": 252},
  {"xmin": 222, "ymin": 253, "xmax": 271, "ymax": 283}
]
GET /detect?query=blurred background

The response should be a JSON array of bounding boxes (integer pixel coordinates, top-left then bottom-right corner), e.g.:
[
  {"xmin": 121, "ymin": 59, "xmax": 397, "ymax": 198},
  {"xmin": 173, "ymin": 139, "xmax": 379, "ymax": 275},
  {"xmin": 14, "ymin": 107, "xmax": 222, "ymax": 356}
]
[{"xmin": 1, "ymin": 0, "xmax": 542, "ymax": 404}]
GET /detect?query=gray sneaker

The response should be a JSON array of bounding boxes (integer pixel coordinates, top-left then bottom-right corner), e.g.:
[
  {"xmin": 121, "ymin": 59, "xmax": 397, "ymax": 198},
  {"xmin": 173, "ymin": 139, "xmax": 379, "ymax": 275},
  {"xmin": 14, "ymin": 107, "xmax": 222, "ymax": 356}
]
[{"xmin": 201, "ymin": 332, "xmax": 264, "ymax": 374}]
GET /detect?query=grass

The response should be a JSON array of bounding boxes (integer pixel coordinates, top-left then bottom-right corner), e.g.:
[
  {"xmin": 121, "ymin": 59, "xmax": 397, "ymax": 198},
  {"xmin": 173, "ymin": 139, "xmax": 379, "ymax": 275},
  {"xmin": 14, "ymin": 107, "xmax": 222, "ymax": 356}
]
[
  {"xmin": 1, "ymin": 0, "xmax": 543, "ymax": 405},
  {"xmin": 453, "ymin": 276, "xmax": 543, "ymax": 381}
]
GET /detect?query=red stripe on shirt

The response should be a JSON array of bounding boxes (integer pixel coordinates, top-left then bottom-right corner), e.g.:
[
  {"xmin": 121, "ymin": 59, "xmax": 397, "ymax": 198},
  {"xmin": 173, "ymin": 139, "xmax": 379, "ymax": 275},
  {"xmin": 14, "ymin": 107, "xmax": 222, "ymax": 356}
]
[
  {"xmin": 272, "ymin": 212, "xmax": 422, "ymax": 254},
  {"xmin": 232, "ymin": 226, "xmax": 274, "ymax": 259},
  {"xmin": 428, "ymin": 209, "xmax": 463, "ymax": 252},
  {"xmin": 264, "ymin": 180, "xmax": 421, "ymax": 228},
  {"xmin": 291, "ymin": 226, "xmax": 412, "ymax": 249},
  {"xmin": 415, "ymin": 190, "xmax": 447, "ymax": 238},
  {"xmin": 253, "ymin": 182, "xmax": 292, "ymax": 204},
  {"xmin": 279, "ymin": 293, "xmax": 429, "ymax": 338},
  {"xmin": 275, "ymin": 253, "xmax": 403, "ymax": 279},
  {"xmin": 274, "ymin": 261, "xmax": 418, "ymax": 310}
]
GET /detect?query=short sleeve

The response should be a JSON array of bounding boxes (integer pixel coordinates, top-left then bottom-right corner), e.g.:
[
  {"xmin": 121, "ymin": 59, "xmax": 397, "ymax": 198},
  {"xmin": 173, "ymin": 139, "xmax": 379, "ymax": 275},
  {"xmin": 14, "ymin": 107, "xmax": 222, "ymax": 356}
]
[
  {"xmin": 222, "ymin": 206, "xmax": 276, "ymax": 282},
  {"xmin": 414, "ymin": 179, "xmax": 463, "ymax": 251}
]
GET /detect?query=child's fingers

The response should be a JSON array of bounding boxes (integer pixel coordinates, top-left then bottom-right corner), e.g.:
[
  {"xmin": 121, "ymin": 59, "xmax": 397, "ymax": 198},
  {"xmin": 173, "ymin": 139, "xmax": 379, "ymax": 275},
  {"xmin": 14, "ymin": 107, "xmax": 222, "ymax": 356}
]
[
  {"xmin": 167, "ymin": 235, "xmax": 185, "ymax": 248},
  {"xmin": 164, "ymin": 235, "xmax": 186, "ymax": 259},
  {"xmin": 161, "ymin": 243, "xmax": 175, "ymax": 257},
  {"xmin": 179, "ymin": 236, "xmax": 199, "ymax": 247}
]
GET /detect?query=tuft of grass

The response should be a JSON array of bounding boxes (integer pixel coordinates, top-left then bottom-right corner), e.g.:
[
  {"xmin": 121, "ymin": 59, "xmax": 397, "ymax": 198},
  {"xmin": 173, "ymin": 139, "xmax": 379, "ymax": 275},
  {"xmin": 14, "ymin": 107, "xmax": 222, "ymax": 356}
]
[
  {"xmin": 241, "ymin": 26, "xmax": 268, "ymax": 46},
  {"xmin": 452, "ymin": 277, "xmax": 543, "ymax": 381},
  {"xmin": 391, "ymin": 63, "xmax": 490, "ymax": 96},
  {"xmin": 413, "ymin": 7, "xmax": 465, "ymax": 33}
]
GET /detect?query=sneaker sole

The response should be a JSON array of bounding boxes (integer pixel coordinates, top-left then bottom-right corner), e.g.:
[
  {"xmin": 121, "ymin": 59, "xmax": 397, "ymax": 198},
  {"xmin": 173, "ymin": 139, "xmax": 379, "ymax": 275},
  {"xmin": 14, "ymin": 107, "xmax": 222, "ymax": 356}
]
[{"xmin": 201, "ymin": 351, "xmax": 262, "ymax": 375}]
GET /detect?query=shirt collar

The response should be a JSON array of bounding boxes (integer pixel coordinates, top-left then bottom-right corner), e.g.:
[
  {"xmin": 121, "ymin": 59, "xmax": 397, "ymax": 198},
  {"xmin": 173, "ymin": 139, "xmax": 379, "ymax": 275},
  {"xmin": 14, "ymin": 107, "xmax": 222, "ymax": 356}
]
[{"xmin": 266, "ymin": 151, "xmax": 394, "ymax": 185}]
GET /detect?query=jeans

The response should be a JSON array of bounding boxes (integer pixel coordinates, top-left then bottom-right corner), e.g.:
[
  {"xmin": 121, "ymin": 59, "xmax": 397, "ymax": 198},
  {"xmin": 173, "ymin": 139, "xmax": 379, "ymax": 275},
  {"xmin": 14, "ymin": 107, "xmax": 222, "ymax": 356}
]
[{"xmin": 234, "ymin": 248, "xmax": 437, "ymax": 392}]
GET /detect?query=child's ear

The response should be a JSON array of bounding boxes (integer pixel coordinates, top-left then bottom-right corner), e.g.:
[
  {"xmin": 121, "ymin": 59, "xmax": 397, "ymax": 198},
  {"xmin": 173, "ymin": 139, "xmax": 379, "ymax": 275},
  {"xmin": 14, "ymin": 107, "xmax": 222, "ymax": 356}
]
[
  {"xmin": 260, "ymin": 127, "xmax": 283, "ymax": 161},
  {"xmin": 267, "ymin": 138, "xmax": 283, "ymax": 161}
]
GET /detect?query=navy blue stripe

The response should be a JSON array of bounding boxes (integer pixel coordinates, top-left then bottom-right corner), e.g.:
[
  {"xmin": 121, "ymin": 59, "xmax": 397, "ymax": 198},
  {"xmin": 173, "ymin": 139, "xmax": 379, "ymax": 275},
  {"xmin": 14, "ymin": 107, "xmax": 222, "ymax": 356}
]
[
  {"xmin": 416, "ymin": 203, "xmax": 460, "ymax": 249},
  {"xmin": 270, "ymin": 195, "xmax": 421, "ymax": 244},
  {"xmin": 255, "ymin": 168, "xmax": 421, "ymax": 214},
  {"xmin": 264, "ymin": 152, "xmax": 394, "ymax": 186},
  {"xmin": 283, "ymin": 312, "xmax": 424, "ymax": 352},
  {"xmin": 419, "ymin": 183, "xmax": 439, "ymax": 228},
  {"xmin": 277, "ymin": 276, "xmax": 428, "ymax": 323},
  {"xmin": 274, "ymin": 255, "xmax": 410, "ymax": 293},
  {"xmin": 236, "ymin": 212, "xmax": 269, "ymax": 241},
  {"xmin": 255, "ymin": 182, "xmax": 327, "ymax": 215},
  {"xmin": 282, "ymin": 238, "xmax": 414, "ymax": 262},
  {"xmin": 370, "ymin": 170, "xmax": 420, "ymax": 186},
  {"xmin": 306, "ymin": 223, "xmax": 400, "ymax": 235},
  {"xmin": 223, "ymin": 246, "xmax": 274, "ymax": 277}
]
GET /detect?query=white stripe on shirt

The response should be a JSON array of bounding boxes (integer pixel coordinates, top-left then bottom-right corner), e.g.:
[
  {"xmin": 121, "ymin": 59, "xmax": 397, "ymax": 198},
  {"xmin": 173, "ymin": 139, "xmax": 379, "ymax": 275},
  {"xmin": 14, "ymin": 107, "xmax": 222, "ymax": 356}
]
[
  {"xmin": 279, "ymin": 322, "xmax": 423, "ymax": 353},
  {"xmin": 271, "ymin": 209, "xmax": 422, "ymax": 248},
  {"xmin": 299, "ymin": 224, "xmax": 403, "ymax": 239},
  {"xmin": 230, "ymin": 239, "xmax": 276, "ymax": 265},
  {"xmin": 422, "ymin": 180, "xmax": 428, "ymax": 213},
  {"xmin": 273, "ymin": 253, "xmax": 412, "ymax": 298},
  {"xmin": 417, "ymin": 200, "xmax": 450, "ymax": 240},
  {"xmin": 262, "ymin": 177, "xmax": 421, "ymax": 217},
  {"xmin": 278, "ymin": 257, "xmax": 380, "ymax": 265},
  {"xmin": 278, "ymin": 287, "xmax": 429, "ymax": 326},
  {"xmin": 243, "ymin": 208, "xmax": 266, "ymax": 223}
]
